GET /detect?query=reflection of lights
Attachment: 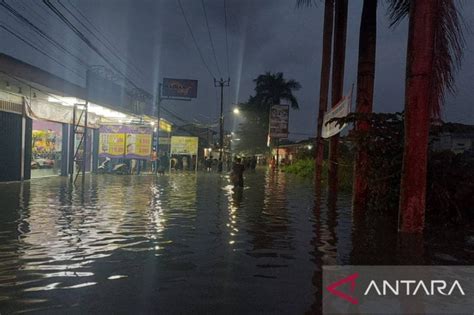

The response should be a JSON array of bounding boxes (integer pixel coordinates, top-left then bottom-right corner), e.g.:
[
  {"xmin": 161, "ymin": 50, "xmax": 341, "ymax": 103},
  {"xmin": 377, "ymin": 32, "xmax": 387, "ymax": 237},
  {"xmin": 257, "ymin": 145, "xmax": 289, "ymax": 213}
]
[
  {"xmin": 24, "ymin": 282, "xmax": 60, "ymax": 292},
  {"xmin": 224, "ymin": 184, "xmax": 239, "ymax": 247},
  {"xmin": 108, "ymin": 275, "xmax": 128, "ymax": 280},
  {"xmin": 150, "ymin": 121, "xmax": 155, "ymax": 126},
  {"xmin": 62, "ymin": 282, "xmax": 97, "ymax": 289}
]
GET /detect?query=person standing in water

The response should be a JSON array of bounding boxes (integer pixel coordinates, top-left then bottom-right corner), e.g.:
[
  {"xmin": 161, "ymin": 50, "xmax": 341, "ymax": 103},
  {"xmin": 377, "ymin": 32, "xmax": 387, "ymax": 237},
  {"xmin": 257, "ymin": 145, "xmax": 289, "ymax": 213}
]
[{"xmin": 231, "ymin": 158, "xmax": 245, "ymax": 188}]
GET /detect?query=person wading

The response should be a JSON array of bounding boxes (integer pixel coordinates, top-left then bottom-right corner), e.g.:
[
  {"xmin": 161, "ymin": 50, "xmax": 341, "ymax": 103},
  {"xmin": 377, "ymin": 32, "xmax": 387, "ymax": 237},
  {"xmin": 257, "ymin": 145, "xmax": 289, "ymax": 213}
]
[{"xmin": 231, "ymin": 158, "xmax": 245, "ymax": 188}]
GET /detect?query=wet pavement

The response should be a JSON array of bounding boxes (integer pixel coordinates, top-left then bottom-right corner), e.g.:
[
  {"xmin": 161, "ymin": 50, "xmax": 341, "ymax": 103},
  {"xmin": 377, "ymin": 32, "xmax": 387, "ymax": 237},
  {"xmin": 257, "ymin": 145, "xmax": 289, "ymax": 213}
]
[{"xmin": 0, "ymin": 170, "xmax": 472, "ymax": 314}]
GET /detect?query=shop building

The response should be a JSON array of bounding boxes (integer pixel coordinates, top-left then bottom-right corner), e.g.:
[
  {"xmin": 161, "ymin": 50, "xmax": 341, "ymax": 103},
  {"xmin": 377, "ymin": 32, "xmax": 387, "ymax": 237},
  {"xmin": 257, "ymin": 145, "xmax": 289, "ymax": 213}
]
[{"xmin": 0, "ymin": 53, "xmax": 168, "ymax": 182}]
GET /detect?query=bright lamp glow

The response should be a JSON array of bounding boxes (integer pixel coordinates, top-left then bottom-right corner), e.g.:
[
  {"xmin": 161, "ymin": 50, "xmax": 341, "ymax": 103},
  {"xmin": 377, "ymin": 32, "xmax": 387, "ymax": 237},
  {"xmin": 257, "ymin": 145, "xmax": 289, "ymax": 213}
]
[
  {"xmin": 233, "ymin": 108, "xmax": 240, "ymax": 114},
  {"xmin": 88, "ymin": 103, "xmax": 126, "ymax": 118},
  {"xmin": 48, "ymin": 96, "xmax": 80, "ymax": 106}
]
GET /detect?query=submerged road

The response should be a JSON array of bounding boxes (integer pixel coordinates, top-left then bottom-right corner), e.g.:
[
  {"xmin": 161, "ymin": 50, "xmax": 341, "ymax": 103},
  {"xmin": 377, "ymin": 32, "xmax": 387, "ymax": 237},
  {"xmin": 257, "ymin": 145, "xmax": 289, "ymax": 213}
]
[{"xmin": 0, "ymin": 170, "xmax": 472, "ymax": 313}]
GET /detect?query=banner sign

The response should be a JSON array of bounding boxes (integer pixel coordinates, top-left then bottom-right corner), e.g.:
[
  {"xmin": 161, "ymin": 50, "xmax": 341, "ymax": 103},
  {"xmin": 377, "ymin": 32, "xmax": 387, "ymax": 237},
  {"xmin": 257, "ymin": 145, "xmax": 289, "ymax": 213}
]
[
  {"xmin": 125, "ymin": 127, "xmax": 153, "ymax": 159},
  {"xmin": 170, "ymin": 136, "xmax": 198, "ymax": 155},
  {"xmin": 322, "ymin": 96, "xmax": 351, "ymax": 138},
  {"xmin": 99, "ymin": 125, "xmax": 152, "ymax": 159},
  {"xmin": 159, "ymin": 119, "xmax": 172, "ymax": 133},
  {"xmin": 162, "ymin": 78, "xmax": 198, "ymax": 98},
  {"xmin": 99, "ymin": 125, "xmax": 126, "ymax": 157},
  {"xmin": 269, "ymin": 105, "xmax": 289, "ymax": 139}
]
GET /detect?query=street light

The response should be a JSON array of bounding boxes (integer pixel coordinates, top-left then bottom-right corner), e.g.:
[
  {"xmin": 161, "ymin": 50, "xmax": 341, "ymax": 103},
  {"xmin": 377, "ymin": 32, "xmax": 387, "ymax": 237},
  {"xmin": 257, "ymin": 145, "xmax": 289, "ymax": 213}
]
[{"xmin": 233, "ymin": 108, "xmax": 240, "ymax": 115}]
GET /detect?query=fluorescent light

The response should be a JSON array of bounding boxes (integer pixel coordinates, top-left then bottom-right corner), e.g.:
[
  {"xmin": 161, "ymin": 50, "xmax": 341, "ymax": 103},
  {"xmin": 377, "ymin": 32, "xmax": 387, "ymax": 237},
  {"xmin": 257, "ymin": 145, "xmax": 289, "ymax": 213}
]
[{"xmin": 47, "ymin": 96, "xmax": 81, "ymax": 106}]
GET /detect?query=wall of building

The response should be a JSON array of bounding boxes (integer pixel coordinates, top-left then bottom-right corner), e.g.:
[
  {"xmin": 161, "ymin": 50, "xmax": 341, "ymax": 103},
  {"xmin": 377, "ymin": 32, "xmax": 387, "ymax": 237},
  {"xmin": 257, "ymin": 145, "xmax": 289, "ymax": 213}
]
[{"xmin": 0, "ymin": 111, "xmax": 31, "ymax": 182}]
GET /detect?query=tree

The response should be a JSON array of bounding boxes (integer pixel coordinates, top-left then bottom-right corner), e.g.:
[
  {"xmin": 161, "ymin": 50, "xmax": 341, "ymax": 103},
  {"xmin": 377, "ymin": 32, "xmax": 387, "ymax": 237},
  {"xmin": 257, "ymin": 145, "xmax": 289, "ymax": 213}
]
[
  {"xmin": 352, "ymin": 0, "xmax": 377, "ymax": 211},
  {"xmin": 297, "ymin": 0, "xmax": 334, "ymax": 197},
  {"xmin": 233, "ymin": 99, "xmax": 269, "ymax": 155},
  {"xmin": 390, "ymin": 0, "xmax": 464, "ymax": 233},
  {"xmin": 328, "ymin": 0, "xmax": 348, "ymax": 206},
  {"xmin": 252, "ymin": 72, "xmax": 301, "ymax": 110},
  {"xmin": 235, "ymin": 72, "xmax": 301, "ymax": 156}
]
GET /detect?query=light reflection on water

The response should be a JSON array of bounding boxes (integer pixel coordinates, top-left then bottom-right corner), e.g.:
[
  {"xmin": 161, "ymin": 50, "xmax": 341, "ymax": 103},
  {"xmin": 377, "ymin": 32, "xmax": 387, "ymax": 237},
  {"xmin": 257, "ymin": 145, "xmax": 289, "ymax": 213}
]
[{"xmin": 0, "ymin": 170, "xmax": 472, "ymax": 313}]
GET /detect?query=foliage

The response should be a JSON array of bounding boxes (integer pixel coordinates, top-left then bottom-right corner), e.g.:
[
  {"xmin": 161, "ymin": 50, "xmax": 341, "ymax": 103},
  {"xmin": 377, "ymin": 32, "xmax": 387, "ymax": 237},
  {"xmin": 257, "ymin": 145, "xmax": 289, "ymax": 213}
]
[
  {"xmin": 333, "ymin": 112, "xmax": 473, "ymax": 225},
  {"xmin": 388, "ymin": 0, "xmax": 465, "ymax": 118},
  {"xmin": 282, "ymin": 142, "xmax": 354, "ymax": 191},
  {"xmin": 233, "ymin": 105, "xmax": 269, "ymax": 155},
  {"xmin": 332, "ymin": 112, "xmax": 404, "ymax": 211},
  {"xmin": 234, "ymin": 72, "xmax": 301, "ymax": 155},
  {"xmin": 252, "ymin": 72, "xmax": 301, "ymax": 110},
  {"xmin": 426, "ymin": 148, "xmax": 474, "ymax": 225},
  {"xmin": 283, "ymin": 158, "xmax": 314, "ymax": 178}
]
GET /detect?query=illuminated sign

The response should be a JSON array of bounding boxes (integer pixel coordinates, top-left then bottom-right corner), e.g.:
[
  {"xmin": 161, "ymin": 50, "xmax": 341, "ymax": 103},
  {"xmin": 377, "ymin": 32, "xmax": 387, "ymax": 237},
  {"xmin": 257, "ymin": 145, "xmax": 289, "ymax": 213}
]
[{"xmin": 162, "ymin": 78, "xmax": 198, "ymax": 98}]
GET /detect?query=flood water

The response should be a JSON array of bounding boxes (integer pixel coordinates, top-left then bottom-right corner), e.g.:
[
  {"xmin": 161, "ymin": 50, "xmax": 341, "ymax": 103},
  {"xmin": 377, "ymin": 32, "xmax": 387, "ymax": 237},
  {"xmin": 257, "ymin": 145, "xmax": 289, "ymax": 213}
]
[{"xmin": 0, "ymin": 170, "xmax": 473, "ymax": 313}]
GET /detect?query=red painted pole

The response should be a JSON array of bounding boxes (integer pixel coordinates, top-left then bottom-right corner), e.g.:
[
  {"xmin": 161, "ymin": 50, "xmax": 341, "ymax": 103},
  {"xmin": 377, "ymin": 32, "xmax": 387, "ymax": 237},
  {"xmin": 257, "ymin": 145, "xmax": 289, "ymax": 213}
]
[
  {"xmin": 328, "ymin": 0, "xmax": 348, "ymax": 205},
  {"xmin": 352, "ymin": 0, "xmax": 377, "ymax": 211},
  {"xmin": 314, "ymin": 0, "xmax": 334, "ymax": 196},
  {"xmin": 399, "ymin": 0, "xmax": 436, "ymax": 233}
]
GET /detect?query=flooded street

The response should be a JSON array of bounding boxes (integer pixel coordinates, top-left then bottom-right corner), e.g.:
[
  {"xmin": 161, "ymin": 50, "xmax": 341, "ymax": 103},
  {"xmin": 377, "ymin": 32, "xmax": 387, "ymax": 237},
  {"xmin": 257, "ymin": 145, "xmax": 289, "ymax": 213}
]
[{"xmin": 1, "ymin": 170, "xmax": 473, "ymax": 314}]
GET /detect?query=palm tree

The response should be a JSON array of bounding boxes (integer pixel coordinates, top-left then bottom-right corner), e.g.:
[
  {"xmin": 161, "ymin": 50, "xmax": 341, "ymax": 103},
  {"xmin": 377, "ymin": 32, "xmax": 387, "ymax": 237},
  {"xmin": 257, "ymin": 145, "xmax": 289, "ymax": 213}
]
[
  {"xmin": 296, "ymin": 0, "xmax": 347, "ymax": 202},
  {"xmin": 253, "ymin": 72, "xmax": 301, "ymax": 110},
  {"xmin": 297, "ymin": 0, "xmax": 334, "ymax": 197},
  {"xmin": 235, "ymin": 73, "xmax": 301, "ymax": 157},
  {"xmin": 352, "ymin": 0, "xmax": 377, "ymax": 211},
  {"xmin": 389, "ymin": 0, "xmax": 464, "ymax": 233}
]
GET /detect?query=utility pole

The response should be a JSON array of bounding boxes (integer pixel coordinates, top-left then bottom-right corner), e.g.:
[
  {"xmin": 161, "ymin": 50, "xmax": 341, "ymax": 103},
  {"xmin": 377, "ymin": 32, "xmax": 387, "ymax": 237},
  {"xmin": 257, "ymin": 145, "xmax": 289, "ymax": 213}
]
[
  {"xmin": 156, "ymin": 83, "xmax": 162, "ymax": 156},
  {"xmin": 214, "ymin": 77, "xmax": 230, "ymax": 172}
]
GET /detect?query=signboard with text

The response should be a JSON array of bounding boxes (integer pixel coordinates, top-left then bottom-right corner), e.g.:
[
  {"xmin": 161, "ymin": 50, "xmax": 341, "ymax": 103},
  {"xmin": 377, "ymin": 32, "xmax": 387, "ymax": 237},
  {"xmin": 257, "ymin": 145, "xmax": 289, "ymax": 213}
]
[
  {"xmin": 99, "ymin": 125, "xmax": 152, "ymax": 160},
  {"xmin": 162, "ymin": 78, "xmax": 198, "ymax": 98},
  {"xmin": 269, "ymin": 105, "xmax": 289, "ymax": 139},
  {"xmin": 170, "ymin": 136, "xmax": 198, "ymax": 155},
  {"xmin": 99, "ymin": 125, "xmax": 126, "ymax": 157},
  {"xmin": 321, "ymin": 95, "xmax": 351, "ymax": 138},
  {"xmin": 125, "ymin": 127, "xmax": 152, "ymax": 159}
]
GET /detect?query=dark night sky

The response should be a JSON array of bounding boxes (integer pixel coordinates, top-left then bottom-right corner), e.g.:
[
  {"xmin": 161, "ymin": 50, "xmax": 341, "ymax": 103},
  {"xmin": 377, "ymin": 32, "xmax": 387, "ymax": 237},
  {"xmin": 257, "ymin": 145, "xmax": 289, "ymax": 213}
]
[{"xmin": 1, "ymin": 0, "xmax": 473, "ymax": 139}]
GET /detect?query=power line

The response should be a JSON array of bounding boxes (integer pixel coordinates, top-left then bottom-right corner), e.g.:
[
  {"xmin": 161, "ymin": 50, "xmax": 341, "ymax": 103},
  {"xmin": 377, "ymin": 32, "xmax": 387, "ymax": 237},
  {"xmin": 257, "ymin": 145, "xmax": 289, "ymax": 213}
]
[
  {"xmin": 59, "ymin": 0, "xmax": 145, "ymax": 79},
  {"xmin": 176, "ymin": 0, "xmax": 215, "ymax": 79},
  {"xmin": 42, "ymin": 0, "xmax": 141, "ymax": 91},
  {"xmin": 3, "ymin": 0, "xmax": 198, "ymax": 128},
  {"xmin": 201, "ymin": 0, "xmax": 221, "ymax": 77},
  {"xmin": 45, "ymin": 0, "xmax": 198, "ymax": 127},
  {"xmin": 223, "ymin": 0, "xmax": 230, "ymax": 77},
  {"xmin": 0, "ymin": 0, "xmax": 88, "ymax": 66},
  {"xmin": 0, "ymin": 24, "xmax": 85, "ymax": 79},
  {"xmin": 13, "ymin": 0, "xmax": 48, "ymax": 28}
]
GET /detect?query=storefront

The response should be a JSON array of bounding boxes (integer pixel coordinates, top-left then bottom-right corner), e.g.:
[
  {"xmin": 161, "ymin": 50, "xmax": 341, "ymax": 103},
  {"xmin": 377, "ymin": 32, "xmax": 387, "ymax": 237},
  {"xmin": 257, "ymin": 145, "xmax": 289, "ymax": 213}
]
[
  {"xmin": 0, "ymin": 54, "xmax": 159, "ymax": 182},
  {"xmin": 31, "ymin": 120, "xmax": 63, "ymax": 178}
]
